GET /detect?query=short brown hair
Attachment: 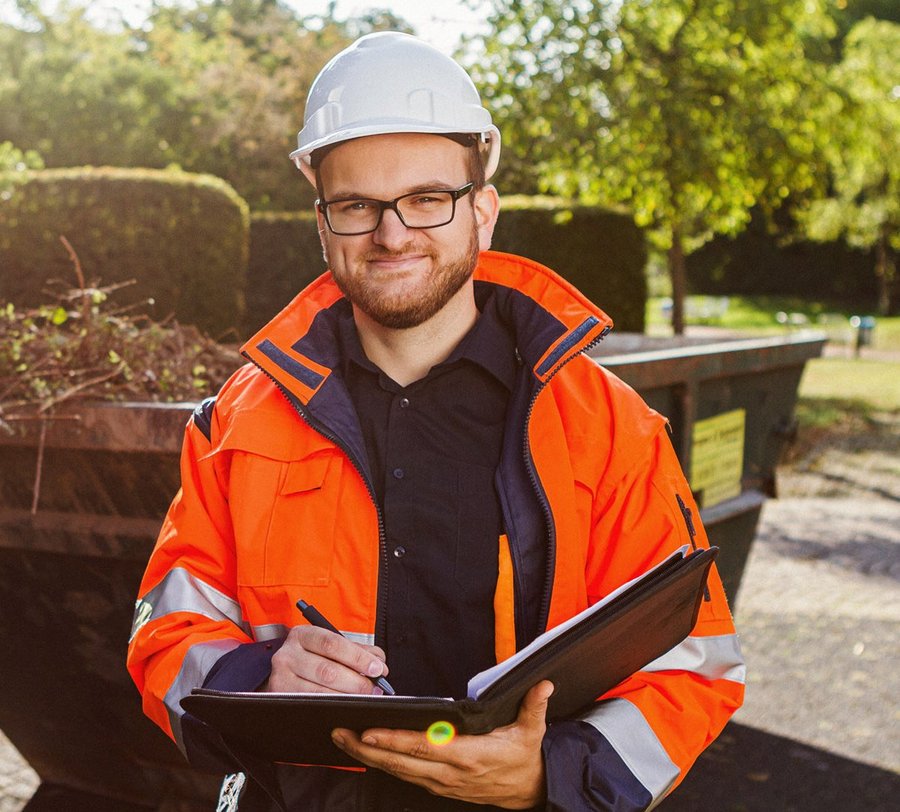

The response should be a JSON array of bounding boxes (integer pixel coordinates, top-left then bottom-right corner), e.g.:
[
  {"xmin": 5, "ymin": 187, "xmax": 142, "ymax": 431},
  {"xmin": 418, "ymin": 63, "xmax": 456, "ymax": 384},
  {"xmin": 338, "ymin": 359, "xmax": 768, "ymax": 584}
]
[{"xmin": 313, "ymin": 134, "xmax": 486, "ymax": 200}]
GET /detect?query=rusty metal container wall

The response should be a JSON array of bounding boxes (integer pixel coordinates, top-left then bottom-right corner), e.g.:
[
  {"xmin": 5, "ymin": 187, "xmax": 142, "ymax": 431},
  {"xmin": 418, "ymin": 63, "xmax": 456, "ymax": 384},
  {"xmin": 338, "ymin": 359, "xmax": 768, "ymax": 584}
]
[
  {"xmin": 0, "ymin": 404, "xmax": 220, "ymax": 809},
  {"xmin": 0, "ymin": 333, "xmax": 826, "ymax": 807}
]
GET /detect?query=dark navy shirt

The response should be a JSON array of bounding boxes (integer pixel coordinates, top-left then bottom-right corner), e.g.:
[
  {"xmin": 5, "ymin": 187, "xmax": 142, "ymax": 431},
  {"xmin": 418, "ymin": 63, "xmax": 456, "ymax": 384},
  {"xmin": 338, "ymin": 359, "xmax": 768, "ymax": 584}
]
[{"xmin": 339, "ymin": 290, "xmax": 518, "ymax": 699}]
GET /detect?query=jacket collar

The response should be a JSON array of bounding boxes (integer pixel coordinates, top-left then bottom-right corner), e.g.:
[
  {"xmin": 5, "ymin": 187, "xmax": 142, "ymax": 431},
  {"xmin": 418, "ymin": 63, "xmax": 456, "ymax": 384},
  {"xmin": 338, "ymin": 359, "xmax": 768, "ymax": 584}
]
[{"xmin": 240, "ymin": 250, "xmax": 613, "ymax": 406}]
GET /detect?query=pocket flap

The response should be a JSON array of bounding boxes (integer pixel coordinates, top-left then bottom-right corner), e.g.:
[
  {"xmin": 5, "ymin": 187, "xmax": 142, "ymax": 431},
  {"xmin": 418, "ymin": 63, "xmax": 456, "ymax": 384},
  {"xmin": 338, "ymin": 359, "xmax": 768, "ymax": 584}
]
[{"xmin": 280, "ymin": 456, "xmax": 332, "ymax": 495}]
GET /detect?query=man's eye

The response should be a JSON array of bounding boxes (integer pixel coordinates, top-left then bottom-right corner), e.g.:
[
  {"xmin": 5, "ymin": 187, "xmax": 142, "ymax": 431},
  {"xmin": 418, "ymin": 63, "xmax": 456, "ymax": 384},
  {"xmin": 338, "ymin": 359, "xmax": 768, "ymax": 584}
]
[
  {"xmin": 408, "ymin": 194, "xmax": 446, "ymax": 207},
  {"xmin": 335, "ymin": 200, "xmax": 376, "ymax": 215}
]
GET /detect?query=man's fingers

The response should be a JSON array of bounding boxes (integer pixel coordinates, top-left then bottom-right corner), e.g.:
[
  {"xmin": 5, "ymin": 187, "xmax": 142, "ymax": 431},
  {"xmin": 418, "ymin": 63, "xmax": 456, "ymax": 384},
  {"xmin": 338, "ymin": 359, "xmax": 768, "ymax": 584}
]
[
  {"xmin": 267, "ymin": 626, "xmax": 388, "ymax": 693},
  {"xmin": 299, "ymin": 626, "xmax": 389, "ymax": 678}
]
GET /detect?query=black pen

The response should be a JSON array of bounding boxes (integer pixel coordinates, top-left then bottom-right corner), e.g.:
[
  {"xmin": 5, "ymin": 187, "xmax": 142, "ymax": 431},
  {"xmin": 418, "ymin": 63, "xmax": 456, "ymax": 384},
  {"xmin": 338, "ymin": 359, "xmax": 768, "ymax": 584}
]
[{"xmin": 296, "ymin": 599, "xmax": 396, "ymax": 695}]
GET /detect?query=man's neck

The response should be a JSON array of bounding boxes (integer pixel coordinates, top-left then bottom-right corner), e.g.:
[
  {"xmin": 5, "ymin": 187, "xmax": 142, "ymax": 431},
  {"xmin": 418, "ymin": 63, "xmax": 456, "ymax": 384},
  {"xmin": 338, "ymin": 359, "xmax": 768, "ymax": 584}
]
[{"xmin": 353, "ymin": 289, "xmax": 479, "ymax": 387}]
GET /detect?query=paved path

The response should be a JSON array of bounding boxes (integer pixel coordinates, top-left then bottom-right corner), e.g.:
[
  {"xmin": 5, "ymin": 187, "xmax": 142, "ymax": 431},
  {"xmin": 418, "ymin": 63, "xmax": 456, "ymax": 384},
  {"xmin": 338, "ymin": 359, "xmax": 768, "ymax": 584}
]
[{"xmin": 663, "ymin": 428, "xmax": 900, "ymax": 810}]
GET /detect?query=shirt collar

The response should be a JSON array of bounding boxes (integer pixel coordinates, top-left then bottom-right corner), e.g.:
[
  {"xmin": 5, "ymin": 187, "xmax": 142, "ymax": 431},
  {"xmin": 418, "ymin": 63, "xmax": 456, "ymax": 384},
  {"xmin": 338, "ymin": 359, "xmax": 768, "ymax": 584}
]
[
  {"xmin": 438, "ymin": 289, "xmax": 518, "ymax": 391},
  {"xmin": 336, "ymin": 289, "xmax": 518, "ymax": 392}
]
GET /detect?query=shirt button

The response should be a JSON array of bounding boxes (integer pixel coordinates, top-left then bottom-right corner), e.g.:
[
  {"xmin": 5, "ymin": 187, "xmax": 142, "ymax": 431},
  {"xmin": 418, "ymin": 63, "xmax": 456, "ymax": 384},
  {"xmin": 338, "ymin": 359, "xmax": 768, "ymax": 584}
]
[
  {"xmin": 393, "ymin": 545, "xmax": 406, "ymax": 558},
  {"xmin": 392, "ymin": 467, "xmax": 405, "ymax": 479},
  {"xmin": 399, "ymin": 397, "xmax": 410, "ymax": 409}
]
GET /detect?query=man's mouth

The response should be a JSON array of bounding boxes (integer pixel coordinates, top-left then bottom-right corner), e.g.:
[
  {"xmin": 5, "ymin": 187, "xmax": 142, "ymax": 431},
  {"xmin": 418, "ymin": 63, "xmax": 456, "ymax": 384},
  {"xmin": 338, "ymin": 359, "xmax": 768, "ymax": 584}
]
[{"xmin": 365, "ymin": 252, "xmax": 430, "ymax": 272}]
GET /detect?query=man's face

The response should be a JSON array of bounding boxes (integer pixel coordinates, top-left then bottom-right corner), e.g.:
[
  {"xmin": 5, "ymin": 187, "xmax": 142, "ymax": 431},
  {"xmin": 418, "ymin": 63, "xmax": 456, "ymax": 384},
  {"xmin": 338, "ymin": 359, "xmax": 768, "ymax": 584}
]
[{"xmin": 316, "ymin": 133, "xmax": 498, "ymax": 329}]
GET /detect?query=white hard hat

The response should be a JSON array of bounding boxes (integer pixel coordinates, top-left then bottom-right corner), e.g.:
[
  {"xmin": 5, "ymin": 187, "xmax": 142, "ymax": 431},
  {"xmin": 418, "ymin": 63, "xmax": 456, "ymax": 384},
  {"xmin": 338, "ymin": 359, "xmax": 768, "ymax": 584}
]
[{"xmin": 290, "ymin": 31, "xmax": 501, "ymax": 179}]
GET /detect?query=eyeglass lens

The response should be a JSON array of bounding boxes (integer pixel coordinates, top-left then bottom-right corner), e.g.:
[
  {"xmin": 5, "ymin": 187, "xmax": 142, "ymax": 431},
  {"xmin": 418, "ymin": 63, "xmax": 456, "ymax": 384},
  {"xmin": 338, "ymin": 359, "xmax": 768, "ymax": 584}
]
[{"xmin": 323, "ymin": 186, "xmax": 471, "ymax": 235}]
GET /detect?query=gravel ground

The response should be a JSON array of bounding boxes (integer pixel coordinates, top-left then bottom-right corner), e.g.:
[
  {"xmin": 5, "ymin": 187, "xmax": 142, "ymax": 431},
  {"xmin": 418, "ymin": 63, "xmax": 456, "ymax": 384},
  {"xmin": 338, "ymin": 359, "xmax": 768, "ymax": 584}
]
[{"xmin": 2, "ymin": 413, "xmax": 898, "ymax": 811}]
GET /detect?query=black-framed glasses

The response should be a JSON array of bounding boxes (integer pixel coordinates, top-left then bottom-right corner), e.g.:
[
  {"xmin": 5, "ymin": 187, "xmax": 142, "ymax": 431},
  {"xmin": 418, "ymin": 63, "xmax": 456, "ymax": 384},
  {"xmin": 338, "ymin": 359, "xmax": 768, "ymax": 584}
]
[{"xmin": 317, "ymin": 182, "xmax": 475, "ymax": 236}]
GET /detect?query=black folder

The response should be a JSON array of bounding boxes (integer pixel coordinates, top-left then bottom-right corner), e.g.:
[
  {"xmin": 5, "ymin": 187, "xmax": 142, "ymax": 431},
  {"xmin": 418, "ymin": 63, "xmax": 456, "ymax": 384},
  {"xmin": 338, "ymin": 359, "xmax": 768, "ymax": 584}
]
[{"xmin": 183, "ymin": 545, "xmax": 717, "ymax": 768}]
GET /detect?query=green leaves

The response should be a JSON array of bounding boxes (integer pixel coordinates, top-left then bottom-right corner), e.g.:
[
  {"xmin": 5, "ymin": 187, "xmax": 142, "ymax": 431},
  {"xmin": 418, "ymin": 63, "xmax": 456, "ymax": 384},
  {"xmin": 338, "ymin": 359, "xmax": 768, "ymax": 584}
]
[
  {"xmin": 793, "ymin": 18, "xmax": 900, "ymax": 312},
  {"xmin": 471, "ymin": 0, "xmax": 844, "ymax": 328},
  {"xmin": 0, "ymin": 1, "xmax": 407, "ymax": 210},
  {"xmin": 474, "ymin": 0, "xmax": 838, "ymax": 245},
  {"xmin": 0, "ymin": 277, "xmax": 241, "ymax": 422}
]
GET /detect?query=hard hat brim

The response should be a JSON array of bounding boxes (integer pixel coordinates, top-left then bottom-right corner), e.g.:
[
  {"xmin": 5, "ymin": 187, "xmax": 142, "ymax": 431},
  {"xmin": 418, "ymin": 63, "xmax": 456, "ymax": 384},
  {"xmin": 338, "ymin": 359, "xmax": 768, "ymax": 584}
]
[{"xmin": 290, "ymin": 123, "xmax": 501, "ymax": 180}]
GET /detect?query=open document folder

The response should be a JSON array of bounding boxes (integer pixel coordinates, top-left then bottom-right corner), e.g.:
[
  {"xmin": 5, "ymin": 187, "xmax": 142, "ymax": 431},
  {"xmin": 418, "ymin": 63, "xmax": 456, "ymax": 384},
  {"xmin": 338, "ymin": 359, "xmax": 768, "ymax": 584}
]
[{"xmin": 182, "ymin": 545, "xmax": 718, "ymax": 768}]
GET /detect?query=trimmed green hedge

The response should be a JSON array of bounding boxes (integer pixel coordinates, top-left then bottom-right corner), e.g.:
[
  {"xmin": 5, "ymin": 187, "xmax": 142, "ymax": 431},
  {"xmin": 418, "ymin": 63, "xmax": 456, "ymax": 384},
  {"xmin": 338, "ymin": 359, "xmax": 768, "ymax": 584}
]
[
  {"xmin": 686, "ymin": 210, "xmax": 881, "ymax": 310},
  {"xmin": 247, "ymin": 198, "xmax": 647, "ymax": 334},
  {"xmin": 493, "ymin": 197, "xmax": 647, "ymax": 332},
  {"xmin": 245, "ymin": 210, "xmax": 325, "ymax": 335},
  {"xmin": 0, "ymin": 167, "xmax": 249, "ymax": 336}
]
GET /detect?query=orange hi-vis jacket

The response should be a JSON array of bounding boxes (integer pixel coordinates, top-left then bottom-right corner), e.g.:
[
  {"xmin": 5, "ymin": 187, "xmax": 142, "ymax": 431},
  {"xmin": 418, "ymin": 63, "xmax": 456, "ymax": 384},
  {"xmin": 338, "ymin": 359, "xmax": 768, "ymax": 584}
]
[{"xmin": 127, "ymin": 251, "xmax": 744, "ymax": 811}]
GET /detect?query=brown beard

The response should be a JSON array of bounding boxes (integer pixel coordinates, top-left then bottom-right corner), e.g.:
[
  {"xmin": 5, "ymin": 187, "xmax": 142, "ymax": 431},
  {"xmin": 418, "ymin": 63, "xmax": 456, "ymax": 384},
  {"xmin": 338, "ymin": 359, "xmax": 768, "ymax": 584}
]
[{"xmin": 333, "ymin": 227, "xmax": 480, "ymax": 330}]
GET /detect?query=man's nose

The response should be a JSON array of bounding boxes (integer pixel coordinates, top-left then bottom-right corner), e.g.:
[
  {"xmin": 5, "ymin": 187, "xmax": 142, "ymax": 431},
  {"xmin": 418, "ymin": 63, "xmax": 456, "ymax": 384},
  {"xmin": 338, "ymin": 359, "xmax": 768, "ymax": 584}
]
[{"xmin": 372, "ymin": 206, "xmax": 411, "ymax": 248}]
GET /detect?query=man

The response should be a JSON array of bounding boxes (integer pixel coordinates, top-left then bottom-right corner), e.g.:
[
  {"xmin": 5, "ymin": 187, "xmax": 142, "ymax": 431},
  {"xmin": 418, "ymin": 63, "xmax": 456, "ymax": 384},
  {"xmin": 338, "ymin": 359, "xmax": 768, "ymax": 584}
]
[{"xmin": 128, "ymin": 31, "xmax": 744, "ymax": 811}]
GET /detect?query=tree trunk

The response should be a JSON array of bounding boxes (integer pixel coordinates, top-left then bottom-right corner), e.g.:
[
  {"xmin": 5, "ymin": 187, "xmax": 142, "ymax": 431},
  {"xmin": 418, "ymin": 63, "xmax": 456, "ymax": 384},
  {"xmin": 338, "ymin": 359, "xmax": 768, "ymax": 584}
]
[
  {"xmin": 668, "ymin": 227, "xmax": 687, "ymax": 335},
  {"xmin": 875, "ymin": 228, "xmax": 894, "ymax": 316}
]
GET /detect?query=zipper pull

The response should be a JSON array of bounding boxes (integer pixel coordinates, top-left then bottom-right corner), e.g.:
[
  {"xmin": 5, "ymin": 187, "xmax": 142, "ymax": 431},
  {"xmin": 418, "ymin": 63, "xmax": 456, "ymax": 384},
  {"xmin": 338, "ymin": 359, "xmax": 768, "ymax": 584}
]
[
  {"xmin": 675, "ymin": 493, "xmax": 697, "ymax": 548},
  {"xmin": 676, "ymin": 493, "xmax": 711, "ymax": 601}
]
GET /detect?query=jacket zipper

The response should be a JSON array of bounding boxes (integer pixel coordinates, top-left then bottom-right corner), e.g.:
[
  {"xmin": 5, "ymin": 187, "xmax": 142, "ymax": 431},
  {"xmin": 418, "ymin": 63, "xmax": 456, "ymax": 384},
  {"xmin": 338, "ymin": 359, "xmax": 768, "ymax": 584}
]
[
  {"xmin": 521, "ymin": 323, "xmax": 612, "ymax": 641},
  {"xmin": 243, "ymin": 355, "xmax": 390, "ymax": 643},
  {"xmin": 675, "ymin": 493, "xmax": 711, "ymax": 601}
]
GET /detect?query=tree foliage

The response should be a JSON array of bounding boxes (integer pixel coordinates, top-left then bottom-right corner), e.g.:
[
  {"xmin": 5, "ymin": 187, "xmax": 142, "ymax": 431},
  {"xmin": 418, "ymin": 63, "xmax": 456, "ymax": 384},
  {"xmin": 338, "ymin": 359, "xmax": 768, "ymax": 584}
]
[
  {"xmin": 470, "ymin": 0, "xmax": 837, "ymax": 331},
  {"xmin": 0, "ymin": 0, "xmax": 411, "ymax": 210},
  {"xmin": 795, "ymin": 18, "xmax": 899, "ymax": 314},
  {"xmin": 0, "ymin": 139, "xmax": 43, "ymax": 198}
]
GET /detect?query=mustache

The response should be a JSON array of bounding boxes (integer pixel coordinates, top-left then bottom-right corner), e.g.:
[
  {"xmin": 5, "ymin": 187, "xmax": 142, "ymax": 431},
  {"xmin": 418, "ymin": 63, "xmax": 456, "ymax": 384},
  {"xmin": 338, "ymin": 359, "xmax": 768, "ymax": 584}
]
[{"xmin": 361, "ymin": 244, "xmax": 433, "ymax": 262}]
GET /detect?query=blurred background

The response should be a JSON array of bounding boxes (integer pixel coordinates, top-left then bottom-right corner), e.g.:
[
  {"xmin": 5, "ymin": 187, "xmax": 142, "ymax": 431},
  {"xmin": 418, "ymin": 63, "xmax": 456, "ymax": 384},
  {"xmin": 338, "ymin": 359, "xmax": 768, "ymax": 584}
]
[{"xmin": 0, "ymin": 1, "xmax": 898, "ymax": 810}]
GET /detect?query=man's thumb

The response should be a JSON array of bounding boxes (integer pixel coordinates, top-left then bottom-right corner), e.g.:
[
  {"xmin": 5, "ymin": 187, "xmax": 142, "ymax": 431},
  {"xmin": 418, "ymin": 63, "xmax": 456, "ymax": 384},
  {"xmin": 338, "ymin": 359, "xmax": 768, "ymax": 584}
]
[{"xmin": 519, "ymin": 680, "xmax": 555, "ymax": 726}]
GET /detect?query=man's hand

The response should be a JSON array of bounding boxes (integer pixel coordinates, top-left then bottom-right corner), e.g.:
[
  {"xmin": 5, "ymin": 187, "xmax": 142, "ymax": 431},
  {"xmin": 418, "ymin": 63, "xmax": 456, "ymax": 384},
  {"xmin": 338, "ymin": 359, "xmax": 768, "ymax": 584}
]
[
  {"xmin": 264, "ymin": 625, "xmax": 389, "ymax": 694},
  {"xmin": 331, "ymin": 680, "xmax": 554, "ymax": 809}
]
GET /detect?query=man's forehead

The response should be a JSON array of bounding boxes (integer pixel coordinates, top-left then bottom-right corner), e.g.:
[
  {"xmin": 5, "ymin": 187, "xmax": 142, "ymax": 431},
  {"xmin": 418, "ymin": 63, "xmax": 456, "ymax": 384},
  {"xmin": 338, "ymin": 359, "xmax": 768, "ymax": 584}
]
[{"xmin": 318, "ymin": 132, "xmax": 470, "ymax": 194}]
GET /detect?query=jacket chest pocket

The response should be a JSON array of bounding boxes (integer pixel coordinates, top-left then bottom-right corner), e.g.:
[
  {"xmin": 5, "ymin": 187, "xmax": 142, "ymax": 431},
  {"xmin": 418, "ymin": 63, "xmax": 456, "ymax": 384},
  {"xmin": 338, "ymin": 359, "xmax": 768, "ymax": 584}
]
[{"xmin": 234, "ymin": 453, "xmax": 344, "ymax": 587}]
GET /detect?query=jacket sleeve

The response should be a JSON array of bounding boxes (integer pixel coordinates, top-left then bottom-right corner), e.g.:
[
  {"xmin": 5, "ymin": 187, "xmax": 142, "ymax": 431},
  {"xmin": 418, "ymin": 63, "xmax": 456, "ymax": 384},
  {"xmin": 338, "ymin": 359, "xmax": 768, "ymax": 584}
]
[
  {"xmin": 541, "ymin": 424, "xmax": 745, "ymax": 811},
  {"xmin": 126, "ymin": 397, "xmax": 275, "ymax": 771}
]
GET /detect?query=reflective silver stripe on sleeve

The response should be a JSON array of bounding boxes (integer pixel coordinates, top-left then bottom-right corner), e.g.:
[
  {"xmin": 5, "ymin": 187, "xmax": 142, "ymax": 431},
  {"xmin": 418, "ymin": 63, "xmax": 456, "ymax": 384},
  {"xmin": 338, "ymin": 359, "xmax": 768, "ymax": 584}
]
[
  {"xmin": 252, "ymin": 623, "xmax": 288, "ymax": 641},
  {"xmin": 131, "ymin": 567, "xmax": 250, "ymax": 640},
  {"xmin": 642, "ymin": 634, "xmax": 746, "ymax": 684},
  {"xmin": 341, "ymin": 631, "xmax": 375, "ymax": 646},
  {"xmin": 580, "ymin": 698, "xmax": 679, "ymax": 808},
  {"xmin": 166, "ymin": 638, "xmax": 242, "ymax": 755}
]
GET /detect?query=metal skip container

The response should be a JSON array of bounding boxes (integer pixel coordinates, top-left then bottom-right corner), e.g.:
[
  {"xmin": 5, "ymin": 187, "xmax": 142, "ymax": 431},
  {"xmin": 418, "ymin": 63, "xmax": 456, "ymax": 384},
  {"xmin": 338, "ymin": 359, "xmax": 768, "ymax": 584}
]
[
  {"xmin": 0, "ymin": 403, "xmax": 221, "ymax": 810},
  {"xmin": 590, "ymin": 331, "xmax": 827, "ymax": 602},
  {"xmin": 0, "ymin": 331, "xmax": 824, "ymax": 808}
]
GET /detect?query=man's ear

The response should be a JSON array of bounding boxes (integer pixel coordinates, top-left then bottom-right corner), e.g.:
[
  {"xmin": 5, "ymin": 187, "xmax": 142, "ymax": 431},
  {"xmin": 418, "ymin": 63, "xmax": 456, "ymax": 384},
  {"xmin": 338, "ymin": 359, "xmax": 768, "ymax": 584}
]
[
  {"xmin": 474, "ymin": 184, "xmax": 500, "ymax": 252},
  {"xmin": 295, "ymin": 157, "xmax": 318, "ymax": 187},
  {"xmin": 315, "ymin": 207, "xmax": 330, "ymax": 266}
]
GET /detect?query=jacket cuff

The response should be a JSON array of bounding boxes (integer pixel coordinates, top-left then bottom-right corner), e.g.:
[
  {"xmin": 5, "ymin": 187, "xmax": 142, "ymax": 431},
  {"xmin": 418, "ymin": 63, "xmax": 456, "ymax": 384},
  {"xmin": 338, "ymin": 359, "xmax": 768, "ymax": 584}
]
[
  {"xmin": 181, "ymin": 638, "xmax": 286, "ymax": 771},
  {"xmin": 203, "ymin": 637, "xmax": 286, "ymax": 692},
  {"xmin": 542, "ymin": 720, "xmax": 653, "ymax": 812}
]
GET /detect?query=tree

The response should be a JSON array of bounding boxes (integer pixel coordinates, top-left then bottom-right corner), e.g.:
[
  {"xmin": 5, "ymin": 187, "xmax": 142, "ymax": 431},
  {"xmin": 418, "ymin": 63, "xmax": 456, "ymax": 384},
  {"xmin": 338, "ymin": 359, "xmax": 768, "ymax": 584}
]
[
  {"xmin": 795, "ymin": 19, "xmax": 899, "ymax": 314},
  {"xmin": 0, "ymin": 0, "xmax": 412, "ymax": 210},
  {"xmin": 0, "ymin": 140, "xmax": 43, "ymax": 212},
  {"xmin": 0, "ymin": 3, "xmax": 180, "ymax": 168},
  {"xmin": 470, "ymin": 0, "xmax": 836, "ymax": 332}
]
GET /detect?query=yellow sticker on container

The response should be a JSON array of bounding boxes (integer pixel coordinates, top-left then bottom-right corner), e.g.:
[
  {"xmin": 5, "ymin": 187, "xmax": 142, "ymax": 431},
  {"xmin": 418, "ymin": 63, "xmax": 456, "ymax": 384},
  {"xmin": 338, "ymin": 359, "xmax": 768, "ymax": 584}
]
[{"xmin": 690, "ymin": 409, "xmax": 745, "ymax": 509}]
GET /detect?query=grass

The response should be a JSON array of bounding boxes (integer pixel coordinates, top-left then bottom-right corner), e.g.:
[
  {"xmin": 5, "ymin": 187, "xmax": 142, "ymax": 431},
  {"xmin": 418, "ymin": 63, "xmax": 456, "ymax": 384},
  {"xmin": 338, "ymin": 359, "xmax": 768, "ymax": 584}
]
[
  {"xmin": 646, "ymin": 295, "xmax": 900, "ymax": 352},
  {"xmin": 796, "ymin": 359, "xmax": 900, "ymax": 433},
  {"xmin": 798, "ymin": 358, "xmax": 900, "ymax": 410}
]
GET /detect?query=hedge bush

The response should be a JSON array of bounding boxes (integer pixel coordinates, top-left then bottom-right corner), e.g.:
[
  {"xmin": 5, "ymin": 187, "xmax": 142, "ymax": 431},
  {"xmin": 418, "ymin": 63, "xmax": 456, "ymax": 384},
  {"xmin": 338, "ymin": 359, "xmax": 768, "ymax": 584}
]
[
  {"xmin": 493, "ymin": 197, "xmax": 647, "ymax": 332},
  {"xmin": 0, "ymin": 167, "xmax": 249, "ymax": 337},
  {"xmin": 245, "ymin": 210, "xmax": 324, "ymax": 335},
  {"xmin": 247, "ymin": 197, "xmax": 647, "ymax": 334},
  {"xmin": 686, "ymin": 210, "xmax": 881, "ymax": 309}
]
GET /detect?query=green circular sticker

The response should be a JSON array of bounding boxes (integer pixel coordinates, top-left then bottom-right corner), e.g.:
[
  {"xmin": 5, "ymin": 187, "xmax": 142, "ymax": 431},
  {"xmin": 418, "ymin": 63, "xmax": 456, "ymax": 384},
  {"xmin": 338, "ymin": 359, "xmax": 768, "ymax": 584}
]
[{"xmin": 426, "ymin": 720, "xmax": 456, "ymax": 746}]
